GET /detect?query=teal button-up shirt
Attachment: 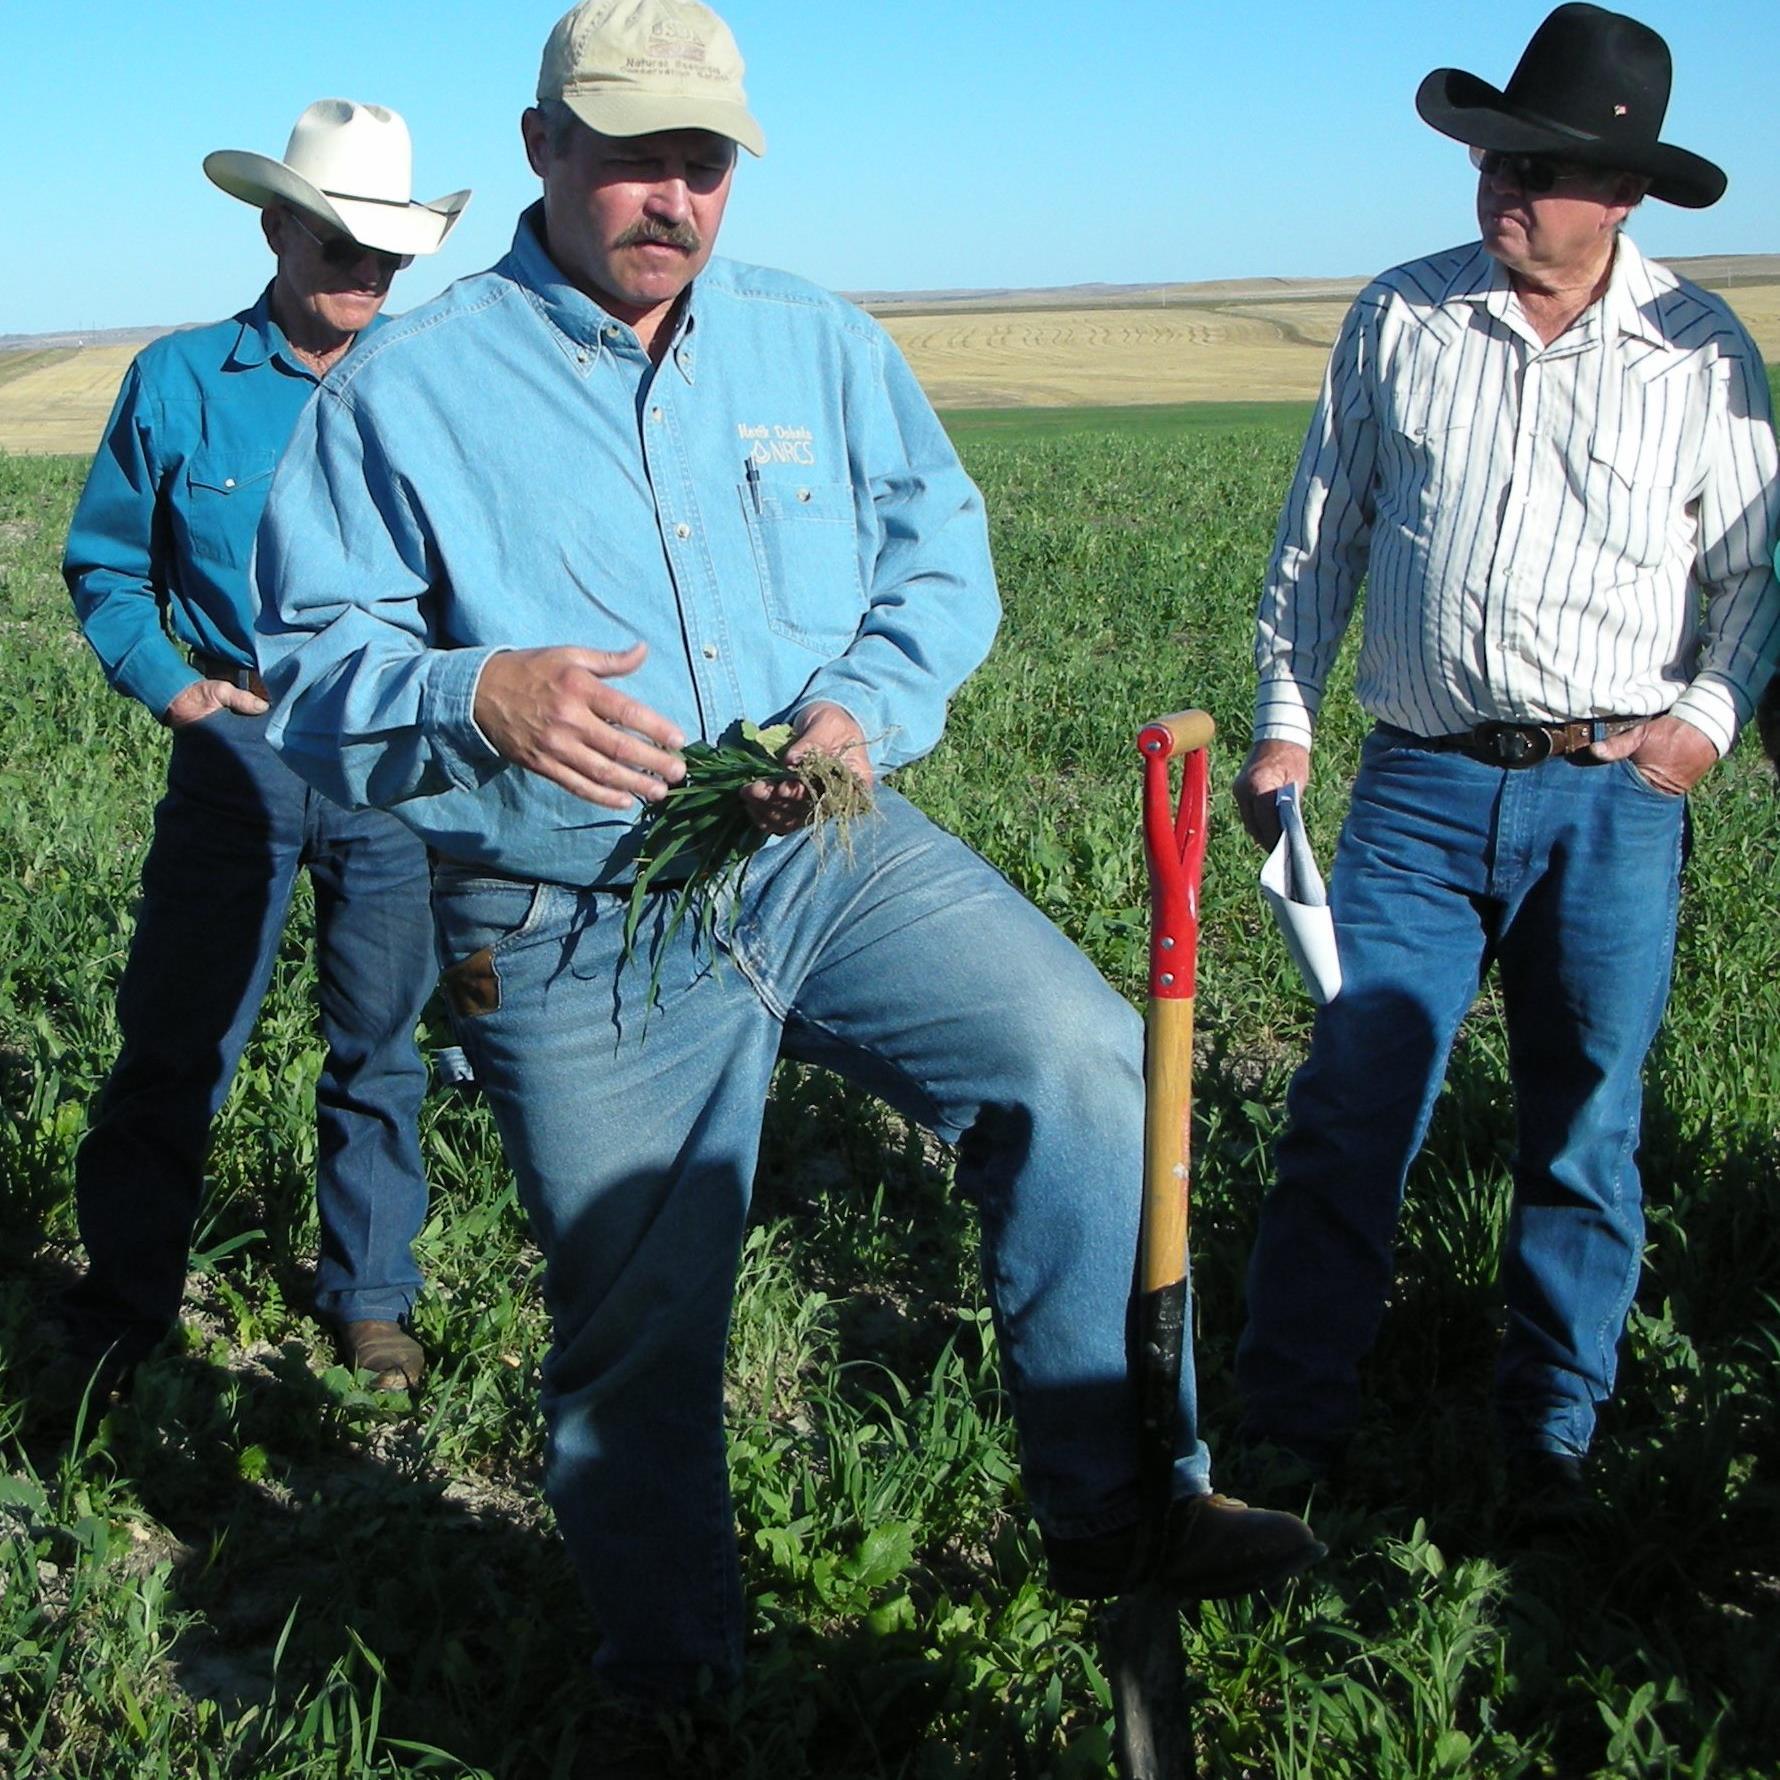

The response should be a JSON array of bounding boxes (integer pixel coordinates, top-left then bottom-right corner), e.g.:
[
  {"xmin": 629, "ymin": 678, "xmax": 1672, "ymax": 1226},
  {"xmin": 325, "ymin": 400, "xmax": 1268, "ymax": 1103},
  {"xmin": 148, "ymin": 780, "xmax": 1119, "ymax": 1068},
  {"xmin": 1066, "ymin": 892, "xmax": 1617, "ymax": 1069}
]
[
  {"xmin": 254, "ymin": 206, "xmax": 999, "ymax": 887},
  {"xmin": 63, "ymin": 289, "xmax": 384, "ymax": 716}
]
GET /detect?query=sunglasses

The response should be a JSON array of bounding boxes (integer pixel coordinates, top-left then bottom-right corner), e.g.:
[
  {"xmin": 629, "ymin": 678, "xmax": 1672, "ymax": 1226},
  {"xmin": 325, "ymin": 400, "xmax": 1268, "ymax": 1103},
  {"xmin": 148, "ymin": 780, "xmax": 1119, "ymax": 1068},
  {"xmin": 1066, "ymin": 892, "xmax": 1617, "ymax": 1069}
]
[
  {"xmin": 1468, "ymin": 147, "xmax": 1602, "ymax": 196},
  {"xmin": 284, "ymin": 209, "xmax": 414, "ymax": 272}
]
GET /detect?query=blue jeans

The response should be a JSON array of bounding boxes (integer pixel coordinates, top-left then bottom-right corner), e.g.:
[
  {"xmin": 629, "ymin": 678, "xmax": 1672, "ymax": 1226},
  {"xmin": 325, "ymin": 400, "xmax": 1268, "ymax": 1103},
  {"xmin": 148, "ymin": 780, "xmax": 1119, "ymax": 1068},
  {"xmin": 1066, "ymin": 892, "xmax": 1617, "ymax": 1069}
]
[
  {"xmin": 67, "ymin": 709, "xmax": 434, "ymax": 1357},
  {"xmin": 433, "ymin": 789, "xmax": 1209, "ymax": 1696},
  {"xmin": 1236, "ymin": 730, "xmax": 1687, "ymax": 1464}
]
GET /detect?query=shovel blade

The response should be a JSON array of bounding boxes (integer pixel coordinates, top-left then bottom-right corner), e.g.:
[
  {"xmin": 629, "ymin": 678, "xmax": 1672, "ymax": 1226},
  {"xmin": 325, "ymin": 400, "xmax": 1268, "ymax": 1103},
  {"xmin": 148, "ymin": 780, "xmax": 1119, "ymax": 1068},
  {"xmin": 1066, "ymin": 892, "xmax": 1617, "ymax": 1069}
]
[{"xmin": 1099, "ymin": 1586, "xmax": 1195, "ymax": 1780}]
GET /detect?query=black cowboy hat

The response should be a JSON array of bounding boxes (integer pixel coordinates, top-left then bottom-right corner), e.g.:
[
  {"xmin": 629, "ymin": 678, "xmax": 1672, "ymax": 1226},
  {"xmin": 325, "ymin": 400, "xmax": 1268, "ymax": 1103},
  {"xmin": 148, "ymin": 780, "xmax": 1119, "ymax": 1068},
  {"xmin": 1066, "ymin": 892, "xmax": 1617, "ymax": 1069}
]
[{"xmin": 1415, "ymin": 4, "xmax": 1725, "ymax": 208}]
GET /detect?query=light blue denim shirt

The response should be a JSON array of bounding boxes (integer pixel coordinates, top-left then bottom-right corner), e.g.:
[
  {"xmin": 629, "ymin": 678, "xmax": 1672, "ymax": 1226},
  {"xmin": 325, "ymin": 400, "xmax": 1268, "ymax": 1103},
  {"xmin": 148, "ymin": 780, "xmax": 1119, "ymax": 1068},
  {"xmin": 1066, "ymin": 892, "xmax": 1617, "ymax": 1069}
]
[
  {"xmin": 63, "ymin": 288, "xmax": 384, "ymax": 716},
  {"xmin": 254, "ymin": 205, "xmax": 999, "ymax": 887}
]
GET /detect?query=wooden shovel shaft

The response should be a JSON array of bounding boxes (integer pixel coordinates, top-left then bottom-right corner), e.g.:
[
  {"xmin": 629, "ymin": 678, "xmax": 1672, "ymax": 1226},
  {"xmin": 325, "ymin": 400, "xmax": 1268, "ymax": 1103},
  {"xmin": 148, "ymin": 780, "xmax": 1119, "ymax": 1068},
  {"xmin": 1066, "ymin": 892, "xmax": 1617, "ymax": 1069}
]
[{"xmin": 1140, "ymin": 995, "xmax": 1195, "ymax": 1294}]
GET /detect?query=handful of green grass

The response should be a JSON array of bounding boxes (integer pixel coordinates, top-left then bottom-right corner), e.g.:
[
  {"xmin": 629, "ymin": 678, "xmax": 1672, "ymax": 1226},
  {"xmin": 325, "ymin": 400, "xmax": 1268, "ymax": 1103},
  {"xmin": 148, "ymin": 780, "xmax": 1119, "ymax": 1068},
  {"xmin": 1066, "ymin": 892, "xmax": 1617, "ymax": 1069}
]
[{"xmin": 623, "ymin": 720, "xmax": 873, "ymax": 1004}]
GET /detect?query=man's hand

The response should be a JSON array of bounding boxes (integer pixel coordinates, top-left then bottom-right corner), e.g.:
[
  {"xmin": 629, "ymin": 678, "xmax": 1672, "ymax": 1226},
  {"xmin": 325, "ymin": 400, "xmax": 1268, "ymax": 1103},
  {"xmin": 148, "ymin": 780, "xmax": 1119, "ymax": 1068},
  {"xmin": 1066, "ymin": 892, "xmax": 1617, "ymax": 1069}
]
[
  {"xmin": 1584, "ymin": 713, "xmax": 1718, "ymax": 795},
  {"xmin": 473, "ymin": 643, "xmax": 686, "ymax": 810},
  {"xmin": 163, "ymin": 678, "xmax": 269, "ymax": 729},
  {"xmin": 740, "ymin": 702, "xmax": 873, "ymax": 835},
  {"xmin": 1232, "ymin": 739, "xmax": 1312, "ymax": 850}
]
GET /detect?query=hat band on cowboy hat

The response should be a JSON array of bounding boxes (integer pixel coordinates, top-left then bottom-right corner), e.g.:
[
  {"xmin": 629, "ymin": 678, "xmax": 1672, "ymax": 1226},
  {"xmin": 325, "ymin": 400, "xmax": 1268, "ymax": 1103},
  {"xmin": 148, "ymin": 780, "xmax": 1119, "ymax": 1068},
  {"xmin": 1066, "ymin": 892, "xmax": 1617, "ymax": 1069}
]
[
  {"xmin": 1415, "ymin": 2, "xmax": 1726, "ymax": 208},
  {"xmin": 205, "ymin": 99, "xmax": 471, "ymax": 257},
  {"xmin": 538, "ymin": 0, "xmax": 766, "ymax": 157}
]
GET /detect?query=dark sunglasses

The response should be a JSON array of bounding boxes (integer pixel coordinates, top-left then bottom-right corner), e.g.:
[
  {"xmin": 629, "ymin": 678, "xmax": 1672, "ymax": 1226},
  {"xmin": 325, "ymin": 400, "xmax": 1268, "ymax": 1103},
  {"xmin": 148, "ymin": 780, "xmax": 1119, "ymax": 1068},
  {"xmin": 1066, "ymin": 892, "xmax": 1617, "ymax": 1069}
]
[
  {"xmin": 284, "ymin": 209, "xmax": 414, "ymax": 271},
  {"xmin": 1468, "ymin": 147, "xmax": 1601, "ymax": 196}
]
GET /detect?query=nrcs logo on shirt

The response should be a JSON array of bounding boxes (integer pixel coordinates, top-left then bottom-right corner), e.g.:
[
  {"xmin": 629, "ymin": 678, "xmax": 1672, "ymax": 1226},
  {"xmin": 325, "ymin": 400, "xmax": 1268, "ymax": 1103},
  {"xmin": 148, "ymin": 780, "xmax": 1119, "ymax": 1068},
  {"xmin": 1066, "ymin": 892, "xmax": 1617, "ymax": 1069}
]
[{"xmin": 738, "ymin": 422, "xmax": 816, "ymax": 468}]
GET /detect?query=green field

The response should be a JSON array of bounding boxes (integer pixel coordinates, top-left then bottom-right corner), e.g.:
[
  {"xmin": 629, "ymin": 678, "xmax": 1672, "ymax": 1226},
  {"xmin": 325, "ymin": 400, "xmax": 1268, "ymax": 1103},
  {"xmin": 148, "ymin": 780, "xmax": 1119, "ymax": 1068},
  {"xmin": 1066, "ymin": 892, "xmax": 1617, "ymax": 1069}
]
[
  {"xmin": 1, "ymin": 415, "xmax": 1777, "ymax": 1778},
  {"xmin": 942, "ymin": 401, "xmax": 1316, "ymax": 441}
]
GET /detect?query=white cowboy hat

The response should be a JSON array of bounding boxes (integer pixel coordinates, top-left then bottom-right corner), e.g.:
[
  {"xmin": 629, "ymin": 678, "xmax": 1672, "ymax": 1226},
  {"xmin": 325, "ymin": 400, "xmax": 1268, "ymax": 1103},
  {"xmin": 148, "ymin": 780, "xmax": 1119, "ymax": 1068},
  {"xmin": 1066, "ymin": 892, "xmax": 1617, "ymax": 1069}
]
[{"xmin": 204, "ymin": 99, "xmax": 470, "ymax": 257}]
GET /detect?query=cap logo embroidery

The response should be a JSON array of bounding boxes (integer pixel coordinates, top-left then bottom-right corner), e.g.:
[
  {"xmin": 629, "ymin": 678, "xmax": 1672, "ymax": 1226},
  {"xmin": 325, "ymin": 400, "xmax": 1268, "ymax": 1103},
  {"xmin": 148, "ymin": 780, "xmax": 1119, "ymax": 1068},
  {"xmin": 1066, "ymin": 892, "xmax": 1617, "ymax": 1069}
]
[
  {"xmin": 648, "ymin": 18, "xmax": 706, "ymax": 62},
  {"xmin": 1614, "ymin": 103, "xmax": 1628, "ymax": 115}
]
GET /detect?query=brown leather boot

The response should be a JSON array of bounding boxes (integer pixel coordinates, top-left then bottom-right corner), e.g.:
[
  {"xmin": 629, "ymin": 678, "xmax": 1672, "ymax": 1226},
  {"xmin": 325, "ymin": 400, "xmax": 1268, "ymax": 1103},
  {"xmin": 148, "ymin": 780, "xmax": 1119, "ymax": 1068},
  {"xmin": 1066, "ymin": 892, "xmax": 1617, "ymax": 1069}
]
[
  {"xmin": 338, "ymin": 1320, "xmax": 425, "ymax": 1392},
  {"xmin": 1047, "ymin": 1492, "xmax": 1325, "ymax": 1600}
]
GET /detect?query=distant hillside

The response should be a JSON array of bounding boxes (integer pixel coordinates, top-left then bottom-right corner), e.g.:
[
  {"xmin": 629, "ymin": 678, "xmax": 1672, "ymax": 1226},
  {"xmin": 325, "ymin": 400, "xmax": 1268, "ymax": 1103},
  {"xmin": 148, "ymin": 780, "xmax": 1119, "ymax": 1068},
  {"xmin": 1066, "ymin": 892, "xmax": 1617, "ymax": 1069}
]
[
  {"xmin": 6, "ymin": 255, "xmax": 1778, "ymax": 353},
  {"xmin": 5, "ymin": 254, "xmax": 1779, "ymax": 448},
  {"xmin": 0, "ymin": 324, "xmax": 199, "ymax": 353}
]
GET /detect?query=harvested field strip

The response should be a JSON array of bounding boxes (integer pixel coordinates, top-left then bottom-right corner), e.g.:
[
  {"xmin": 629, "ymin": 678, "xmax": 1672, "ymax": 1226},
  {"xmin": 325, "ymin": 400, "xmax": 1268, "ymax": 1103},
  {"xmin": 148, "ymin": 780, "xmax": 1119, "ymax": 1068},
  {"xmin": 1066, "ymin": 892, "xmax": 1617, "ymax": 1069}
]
[
  {"xmin": 0, "ymin": 349, "xmax": 80, "ymax": 389},
  {"xmin": 881, "ymin": 304, "xmax": 1334, "ymax": 408},
  {"xmin": 0, "ymin": 343, "xmax": 139, "ymax": 455}
]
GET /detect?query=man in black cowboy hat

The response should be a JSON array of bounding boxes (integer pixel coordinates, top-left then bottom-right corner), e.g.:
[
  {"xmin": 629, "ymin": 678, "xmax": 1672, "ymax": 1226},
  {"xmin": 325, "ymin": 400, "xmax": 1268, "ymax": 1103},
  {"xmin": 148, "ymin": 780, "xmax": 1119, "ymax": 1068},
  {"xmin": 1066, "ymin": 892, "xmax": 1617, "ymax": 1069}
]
[{"xmin": 1228, "ymin": 5, "xmax": 1780, "ymax": 1511}]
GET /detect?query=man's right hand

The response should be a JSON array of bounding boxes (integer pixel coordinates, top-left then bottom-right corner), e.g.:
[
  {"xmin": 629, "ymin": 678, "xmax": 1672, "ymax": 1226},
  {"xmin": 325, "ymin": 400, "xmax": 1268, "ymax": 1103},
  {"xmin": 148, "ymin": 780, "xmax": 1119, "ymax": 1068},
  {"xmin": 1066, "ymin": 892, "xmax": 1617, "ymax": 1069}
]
[
  {"xmin": 473, "ymin": 643, "xmax": 687, "ymax": 810},
  {"xmin": 163, "ymin": 678, "xmax": 270, "ymax": 729},
  {"xmin": 1232, "ymin": 739, "xmax": 1312, "ymax": 851}
]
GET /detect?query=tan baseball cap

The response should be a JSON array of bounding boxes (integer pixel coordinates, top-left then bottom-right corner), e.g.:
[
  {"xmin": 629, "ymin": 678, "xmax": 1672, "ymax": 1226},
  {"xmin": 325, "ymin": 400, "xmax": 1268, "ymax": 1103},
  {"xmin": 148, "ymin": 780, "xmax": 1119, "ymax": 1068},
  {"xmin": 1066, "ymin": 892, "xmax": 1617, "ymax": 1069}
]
[{"xmin": 538, "ymin": 0, "xmax": 765, "ymax": 158}]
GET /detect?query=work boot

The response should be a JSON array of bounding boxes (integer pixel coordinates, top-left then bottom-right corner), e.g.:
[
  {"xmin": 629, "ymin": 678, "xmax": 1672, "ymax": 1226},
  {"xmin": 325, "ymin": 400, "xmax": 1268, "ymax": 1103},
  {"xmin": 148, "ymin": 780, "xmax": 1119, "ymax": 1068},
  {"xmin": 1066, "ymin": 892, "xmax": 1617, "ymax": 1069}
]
[
  {"xmin": 337, "ymin": 1320, "xmax": 426, "ymax": 1392},
  {"xmin": 1046, "ymin": 1492, "xmax": 1325, "ymax": 1601},
  {"xmin": 1501, "ymin": 1450, "xmax": 1597, "ymax": 1535}
]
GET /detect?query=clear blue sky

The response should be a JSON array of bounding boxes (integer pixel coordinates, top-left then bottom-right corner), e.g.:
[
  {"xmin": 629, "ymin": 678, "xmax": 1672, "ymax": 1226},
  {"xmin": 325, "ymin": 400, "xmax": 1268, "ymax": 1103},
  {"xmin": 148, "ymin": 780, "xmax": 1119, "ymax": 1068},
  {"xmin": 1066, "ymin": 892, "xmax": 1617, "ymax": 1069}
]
[{"xmin": 3, "ymin": 0, "xmax": 1775, "ymax": 335}]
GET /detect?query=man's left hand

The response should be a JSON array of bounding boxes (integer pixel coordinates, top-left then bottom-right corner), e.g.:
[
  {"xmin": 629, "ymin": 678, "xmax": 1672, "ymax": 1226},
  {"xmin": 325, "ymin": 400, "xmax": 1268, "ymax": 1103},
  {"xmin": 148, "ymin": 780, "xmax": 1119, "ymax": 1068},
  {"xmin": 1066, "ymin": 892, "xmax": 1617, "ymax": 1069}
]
[
  {"xmin": 741, "ymin": 702, "xmax": 874, "ymax": 835},
  {"xmin": 1584, "ymin": 713, "xmax": 1718, "ymax": 795}
]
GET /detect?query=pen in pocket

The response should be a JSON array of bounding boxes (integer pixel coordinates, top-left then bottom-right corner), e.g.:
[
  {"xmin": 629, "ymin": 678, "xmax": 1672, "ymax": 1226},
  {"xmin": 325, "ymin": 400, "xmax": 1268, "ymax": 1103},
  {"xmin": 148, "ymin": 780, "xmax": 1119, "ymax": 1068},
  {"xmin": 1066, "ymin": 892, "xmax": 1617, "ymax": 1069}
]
[{"xmin": 745, "ymin": 455, "xmax": 762, "ymax": 512}]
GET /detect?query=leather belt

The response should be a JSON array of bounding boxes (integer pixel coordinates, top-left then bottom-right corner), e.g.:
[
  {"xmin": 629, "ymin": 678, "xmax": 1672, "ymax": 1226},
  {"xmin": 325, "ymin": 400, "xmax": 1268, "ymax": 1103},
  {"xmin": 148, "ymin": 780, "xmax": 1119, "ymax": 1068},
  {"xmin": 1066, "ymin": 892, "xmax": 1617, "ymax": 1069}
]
[
  {"xmin": 1383, "ymin": 716, "xmax": 1647, "ymax": 769},
  {"xmin": 192, "ymin": 651, "xmax": 268, "ymax": 702}
]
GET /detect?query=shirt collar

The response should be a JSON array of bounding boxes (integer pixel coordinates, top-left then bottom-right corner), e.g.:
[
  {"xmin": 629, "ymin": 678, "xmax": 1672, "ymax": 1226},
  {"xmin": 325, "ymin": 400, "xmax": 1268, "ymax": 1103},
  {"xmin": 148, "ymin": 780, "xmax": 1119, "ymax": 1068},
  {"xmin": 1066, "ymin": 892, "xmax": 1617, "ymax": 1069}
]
[
  {"xmin": 506, "ymin": 203, "xmax": 701, "ymax": 383},
  {"xmin": 1447, "ymin": 234, "xmax": 1671, "ymax": 350},
  {"xmin": 1599, "ymin": 233, "xmax": 1673, "ymax": 349},
  {"xmin": 226, "ymin": 284, "xmax": 387, "ymax": 380},
  {"xmin": 226, "ymin": 285, "xmax": 282, "ymax": 370},
  {"xmin": 1440, "ymin": 245, "xmax": 1534, "ymax": 340}
]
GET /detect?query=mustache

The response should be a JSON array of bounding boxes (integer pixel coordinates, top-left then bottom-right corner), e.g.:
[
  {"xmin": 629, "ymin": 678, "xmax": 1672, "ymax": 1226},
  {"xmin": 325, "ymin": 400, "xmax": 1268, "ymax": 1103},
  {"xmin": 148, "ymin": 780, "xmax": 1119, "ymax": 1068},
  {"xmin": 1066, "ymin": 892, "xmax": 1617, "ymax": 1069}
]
[{"xmin": 614, "ymin": 218, "xmax": 702, "ymax": 252}]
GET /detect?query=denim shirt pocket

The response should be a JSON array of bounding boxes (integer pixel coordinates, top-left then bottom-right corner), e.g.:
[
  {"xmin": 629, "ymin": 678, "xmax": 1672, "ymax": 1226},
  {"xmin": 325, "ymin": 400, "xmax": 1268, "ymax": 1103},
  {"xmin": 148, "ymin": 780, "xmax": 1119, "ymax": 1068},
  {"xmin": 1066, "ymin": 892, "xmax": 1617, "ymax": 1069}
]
[
  {"xmin": 737, "ymin": 478, "xmax": 868, "ymax": 653},
  {"xmin": 185, "ymin": 456, "xmax": 277, "ymax": 567}
]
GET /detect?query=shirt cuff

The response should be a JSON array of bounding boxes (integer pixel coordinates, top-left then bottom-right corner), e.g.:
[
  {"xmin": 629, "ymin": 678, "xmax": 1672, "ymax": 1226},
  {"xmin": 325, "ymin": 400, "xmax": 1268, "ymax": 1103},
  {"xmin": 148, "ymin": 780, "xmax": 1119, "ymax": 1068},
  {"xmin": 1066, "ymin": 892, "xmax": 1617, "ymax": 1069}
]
[
  {"xmin": 1251, "ymin": 677, "xmax": 1322, "ymax": 749},
  {"xmin": 1668, "ymin": 674, "xmax": 1742, "ymax": 758},
  {"xmin": 113, "ymin": 636, "xmax": 202, "ymax": 720},
  {"xmin": 792, "ymin": 679, "xmax": 888, "ymax": 765},
  {"xmin": 421, "ymin": 645, "xmax": 511, "ymax": 790}
]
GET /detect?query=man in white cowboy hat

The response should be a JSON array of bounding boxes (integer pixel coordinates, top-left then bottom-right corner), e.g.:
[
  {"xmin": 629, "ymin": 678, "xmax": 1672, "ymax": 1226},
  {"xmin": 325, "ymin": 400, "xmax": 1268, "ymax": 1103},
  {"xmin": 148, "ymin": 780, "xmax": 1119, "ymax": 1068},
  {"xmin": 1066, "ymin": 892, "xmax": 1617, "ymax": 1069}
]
[
  {"xmin": 60, "ymin": 101, "xmax": 469, "ymax": 1396},
  {"xmin": 252, "ymin": 0, "xmax": 1321, "ymax": 1703},
  {"xmin": 1229, "ymin": 5, "xmax": 1780, "ymax": 1514}
]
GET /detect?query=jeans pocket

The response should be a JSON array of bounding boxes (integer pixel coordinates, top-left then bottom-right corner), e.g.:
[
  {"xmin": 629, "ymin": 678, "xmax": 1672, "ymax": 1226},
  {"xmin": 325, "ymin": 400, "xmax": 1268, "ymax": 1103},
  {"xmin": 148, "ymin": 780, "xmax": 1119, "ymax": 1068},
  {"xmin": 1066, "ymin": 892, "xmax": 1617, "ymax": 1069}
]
[
  {"xmin": 432, "ymin": 875, "xmax": 562, "ymax": 1019},
  {"xmin": 1614, "ymin": 757, "xmax": 1685, "ymax": 801}
]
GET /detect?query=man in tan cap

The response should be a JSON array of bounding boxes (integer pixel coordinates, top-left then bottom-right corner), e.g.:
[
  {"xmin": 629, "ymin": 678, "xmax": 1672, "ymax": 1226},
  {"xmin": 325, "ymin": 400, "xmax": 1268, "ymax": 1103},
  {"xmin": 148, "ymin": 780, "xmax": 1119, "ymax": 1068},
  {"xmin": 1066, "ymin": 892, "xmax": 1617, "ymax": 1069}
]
[
  {"xmin": 255, "ymin": 1, "xmax": 1320, "ymax": 1701},
  {"xmin": 60, "ymin": 102, "xmax": 469, "ymax": 1397}
]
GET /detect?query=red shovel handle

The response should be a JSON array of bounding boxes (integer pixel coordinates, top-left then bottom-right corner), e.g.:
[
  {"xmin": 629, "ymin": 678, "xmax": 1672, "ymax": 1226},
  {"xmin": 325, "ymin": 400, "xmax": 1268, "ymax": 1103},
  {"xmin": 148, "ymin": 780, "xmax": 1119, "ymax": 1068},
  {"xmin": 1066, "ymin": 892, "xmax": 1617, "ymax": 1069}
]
[{"xmin": 1136, "ymin": 711, "xmax": 1213, "ymax": 1001}]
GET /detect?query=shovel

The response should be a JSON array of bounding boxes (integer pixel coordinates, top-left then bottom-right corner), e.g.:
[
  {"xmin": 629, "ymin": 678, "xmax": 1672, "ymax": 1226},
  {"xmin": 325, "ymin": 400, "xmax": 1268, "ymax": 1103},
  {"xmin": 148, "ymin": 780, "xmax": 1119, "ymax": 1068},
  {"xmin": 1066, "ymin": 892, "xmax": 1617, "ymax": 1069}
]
[{"xmin": 1098, "ymin": 708, "xmax": 1215, "ymax": 1780}]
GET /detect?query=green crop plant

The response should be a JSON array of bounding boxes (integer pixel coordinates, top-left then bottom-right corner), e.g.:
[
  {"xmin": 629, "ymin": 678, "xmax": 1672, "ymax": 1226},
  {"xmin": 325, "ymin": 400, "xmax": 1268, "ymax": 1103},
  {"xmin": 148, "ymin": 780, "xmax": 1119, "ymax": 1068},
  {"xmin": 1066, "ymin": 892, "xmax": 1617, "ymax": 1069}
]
[
  {"xmin": 1, "ymin": 420, "xmax": 1776, "ymax": 1777},
  {"xmin": 623, "ymin": 720, "xmax": 874, "ymax": 1009}
]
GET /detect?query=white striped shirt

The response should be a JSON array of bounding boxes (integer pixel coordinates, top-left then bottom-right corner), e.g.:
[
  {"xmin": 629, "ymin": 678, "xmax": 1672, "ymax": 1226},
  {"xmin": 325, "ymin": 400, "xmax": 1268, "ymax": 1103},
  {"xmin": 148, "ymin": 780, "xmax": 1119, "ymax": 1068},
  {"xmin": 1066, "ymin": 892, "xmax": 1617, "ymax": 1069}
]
[{"xmin": 1254, "ymin": 234, "xmax": 1780, "ymax": 756}]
